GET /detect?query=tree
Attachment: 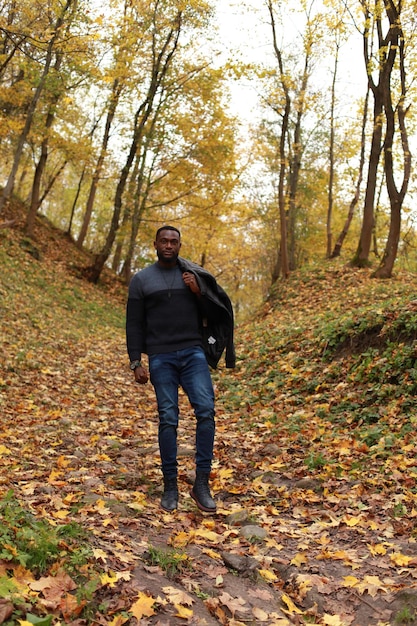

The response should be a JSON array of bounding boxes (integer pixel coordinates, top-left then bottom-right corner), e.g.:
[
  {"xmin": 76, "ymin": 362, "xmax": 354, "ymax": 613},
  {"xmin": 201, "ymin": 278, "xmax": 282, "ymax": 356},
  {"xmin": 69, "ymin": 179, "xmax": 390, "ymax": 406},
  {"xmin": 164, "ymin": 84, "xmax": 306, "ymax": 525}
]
[
  {"xmin": 352, "ymin": 0, "xmax": 412, "ymax": 270},
  {"xmin": 266, "ymin": 0, "xmax": 291, "ymax": 280},
  {"xmin": 25, "ymin": 48, "xmax": 66, "ymax": 236},
  {"xmin": 0, "ymin": 0, "xmax": 78, "ymax": 216},
  {"xmin": 115, "ymin": 60, "xmax": 240, "ymax": 283},
  {"xmin": 331, "ymin": 90, "xmax": 369, "ymax": 258},
  {"xmin": 76, "ymin": 0, "xmax": 146, "ymax": 249},
  {"xmin": 85, "ymin": 3, "xmax": 185, "ymax": 283},
  {"xmin": 373, "ymin": 0, "xmax": 412, "ymax": 278},
  {"xmin": 261, "ymin": 0, "xmax": 325, "ymax": 280}
]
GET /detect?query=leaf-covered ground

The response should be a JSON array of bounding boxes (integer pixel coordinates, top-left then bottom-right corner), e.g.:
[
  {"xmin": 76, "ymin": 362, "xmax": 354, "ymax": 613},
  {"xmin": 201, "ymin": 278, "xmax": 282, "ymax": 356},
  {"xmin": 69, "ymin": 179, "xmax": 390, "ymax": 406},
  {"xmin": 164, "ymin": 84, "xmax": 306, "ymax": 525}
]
[{"xmin": 2, "ymin": 211, "xmax": 417, "ymax": 626}]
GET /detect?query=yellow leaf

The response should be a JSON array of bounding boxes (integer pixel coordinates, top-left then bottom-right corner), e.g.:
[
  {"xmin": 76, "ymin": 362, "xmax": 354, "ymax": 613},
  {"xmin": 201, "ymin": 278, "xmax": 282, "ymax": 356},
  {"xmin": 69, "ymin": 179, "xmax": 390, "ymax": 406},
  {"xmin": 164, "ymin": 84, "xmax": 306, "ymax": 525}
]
[
  {"xmin": 52, "ymin": 510, "xmax": 69, "ymax": 520},
  {"xmin": 95, "ymin": 499, "xmax": 111, "ymax": 515},
  {"xmin": 342, "ymin": 515, "xmax": 362, "ymax": 527},
  {"xmin": 131, "ymin": 491, "xmax": 148, "ymax": 506},
  {"xmin": 258, "ymin": 569, "xmax": 278, "ymax": 582},
  {"xmin": 265, "ymin": 538, "xmax": 284, "ymax": 551},
  {"xmin": 337, "ymin": 445, "xmax": 351, "ymax": 455},
  {"xmin": 266, "ymin": 461, "xmax": 285, "ymax": 471},
  {"xmin": 390, "ymin": 552, "xmax": 412, "ymax": 566},
  {"xmin": 100, "ymin": 571, "xmax": 124, "ymax": 587},
  {"xmin": 4, "ymin": 543, "xmax": 18, "ymax": 557},
  {"xmin": 48, "ymin": 469, "xmax": 62, "ymax": 483},
  {"xmin": 281, "ymin": 593, "xmax": 303, "ymax": 614},
  {"xmin": 217, "ymin": 468, "xmax": 234, "ymax": 480},
  {"xmin": 130, "ymin": 592, "xmax": 156, "ymax": 619},
  {"xmin": 355, "ymin": 575, "xmax": 386, "ymax": 597},
  {"xmin": 290, "ymin": 552, "xmax": 308, "ymax": 566},
  {"xmin": 63, "ymin": 492, "xmax": 80, "ymax": 504},
  {"xmin": 317, "ymin": 535, "xmax": 331, "ymax": 546},
  {"xmin": 108, "ymin": 616, "xmax": 129, "ymax": 626},
  {"xmin": 323, "ymin": 614, "xmax": 344, "ymax": 625},
  {"xmin": 265, "ymin": 505, "xmax": 281, "ymax": 516},
  {"xmin": 21, "ymin": 484, "xmax": 35, "ymax": 495},
  {"xmin": 127, "ymin": 502, "xmax": 144, "ymax": 512},
  {"xmin": 202, "ymin": 548, "xmax": 222, "ymax": 560},
  {"xmin": 194, "ymin": 529, "xmax": 222, "ymax": 543},
  {"xmin": 97, "ymin": 453, "xmax": 112, "ymax": 461},
  {"xmin": 170, "ymin": 531, "xmax": 192, "ymax": 547},
  {"xmin": 367, "ymin": 543, "xmax": 386, "ymax": 556},
  {"xmin": 342, "ymin": 576, "xmax": 359, "ymax": 588},
  {"xmin": 57, "ymin": 455, "xmax": 70, "ymax": 468},
  {"xmin": 93, "ymin": 548, "xmax": 108, "ymax": 562},
  {"xmin": 0, "ymin": 445, "xmax": 11, "ymax": 455},
  {"xmin": 175, "ymin": 603, "xmax": 193, "ymax": 619},
  {"xmin": 202, "ymin": 519, "xmax": 216, "ymax": 530}
]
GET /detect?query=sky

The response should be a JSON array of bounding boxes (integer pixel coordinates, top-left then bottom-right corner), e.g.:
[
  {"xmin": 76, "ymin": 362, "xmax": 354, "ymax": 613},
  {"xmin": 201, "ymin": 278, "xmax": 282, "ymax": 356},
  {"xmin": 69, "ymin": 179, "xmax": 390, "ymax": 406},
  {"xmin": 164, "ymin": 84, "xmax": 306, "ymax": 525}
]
[{"xmin": 212, "ymin": 0, "xmax": 366, "ymax": 124}]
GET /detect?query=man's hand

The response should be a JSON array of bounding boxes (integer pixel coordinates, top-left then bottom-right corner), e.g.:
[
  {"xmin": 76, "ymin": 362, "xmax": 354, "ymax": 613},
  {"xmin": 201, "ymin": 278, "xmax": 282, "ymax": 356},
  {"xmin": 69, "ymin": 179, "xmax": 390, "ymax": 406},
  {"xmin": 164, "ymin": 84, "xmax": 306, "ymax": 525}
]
[
  {"xmin": 183, "ymin": 272, "xmax": 201, "ymax": 295},
  {"xmin": 134, "ymin": 365, "xmax": 149, "ymax": 384}
]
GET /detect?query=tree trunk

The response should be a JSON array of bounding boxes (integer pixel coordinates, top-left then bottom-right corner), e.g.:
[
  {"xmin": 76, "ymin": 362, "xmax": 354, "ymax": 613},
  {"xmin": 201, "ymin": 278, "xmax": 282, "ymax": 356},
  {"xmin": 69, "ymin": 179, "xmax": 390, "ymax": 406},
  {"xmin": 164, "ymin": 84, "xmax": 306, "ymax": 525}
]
[
  {"xmin": 0, "ymin": 0, "xmax": 75, "ymax": 216},
  {"xmin": 352, "ymin": 94, "xmax": 383, "ymax": 266},
  {"xmin": 352, "ymin": 1, "xmax": 387, "ymax": 268},
  {"xmin": 86, "ymin": 13, "xmax": 182, "ymax": 283},
  {"xmin": 373, "ymin": 5, "xmax": 411, "ymax": 278},
  {"xmin": 288, "ymin": 45, "xmax": 310, "ymax": 270},
  {"xmin": 331, "ymin": 89, "xmax": 369, "ymax": 258},
  {"xmin": 67, "ymin": 166, "xmax": 86, "ymax": 237},
  {"xmin": 327, "ymin": 42, "xmax": 338, "ymax": 258},
  {"xmin": 77, "ymin": 78, "xmax": 122, "ymax": 249},
  {"xmin": 25, "ymin": 52, "xmax": 64, "ymax": 236},
  {"xmin": 122, "ymin": 106, "xmax": 160, "ymax": 282},
  {"xmin": 268, "ymin": 0, "xmax": 290, "ymax": 280}
]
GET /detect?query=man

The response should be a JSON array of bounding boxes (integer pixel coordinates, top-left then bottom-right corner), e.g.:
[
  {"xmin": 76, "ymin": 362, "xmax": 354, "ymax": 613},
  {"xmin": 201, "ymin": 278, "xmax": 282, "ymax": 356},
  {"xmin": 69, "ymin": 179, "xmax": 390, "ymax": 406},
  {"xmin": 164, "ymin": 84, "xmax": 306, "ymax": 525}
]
[{"xmin": 126, "ymin": 226, "xmax": 235, "ymax": 513}]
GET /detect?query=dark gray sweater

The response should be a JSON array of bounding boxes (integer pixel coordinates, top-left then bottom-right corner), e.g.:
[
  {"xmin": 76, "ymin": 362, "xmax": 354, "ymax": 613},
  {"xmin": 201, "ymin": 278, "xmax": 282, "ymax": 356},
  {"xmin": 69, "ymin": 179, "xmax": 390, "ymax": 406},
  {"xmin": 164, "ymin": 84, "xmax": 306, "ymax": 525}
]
[{"xmin": 126, "ymin": 262, "xmax": 202, "ymax": 361}]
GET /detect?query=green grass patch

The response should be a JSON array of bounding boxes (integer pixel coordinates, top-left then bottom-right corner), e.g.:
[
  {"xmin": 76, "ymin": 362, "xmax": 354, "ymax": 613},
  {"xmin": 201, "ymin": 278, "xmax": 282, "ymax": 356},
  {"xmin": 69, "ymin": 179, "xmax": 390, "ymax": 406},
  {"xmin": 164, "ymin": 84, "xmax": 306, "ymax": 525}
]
[
  {"xmin": 0, "ymin": 491, "xmax": 93, "ymax": 576},
  {"xmin": 145, "ymin": 544, "xmax": 192, "ymax": 578}
]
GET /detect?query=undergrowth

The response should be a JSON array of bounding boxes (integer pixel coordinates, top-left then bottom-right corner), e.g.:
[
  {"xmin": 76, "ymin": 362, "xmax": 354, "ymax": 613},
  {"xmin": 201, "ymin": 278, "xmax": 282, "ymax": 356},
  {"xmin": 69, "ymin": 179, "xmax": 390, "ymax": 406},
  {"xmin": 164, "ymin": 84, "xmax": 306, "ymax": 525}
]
[
  {"xmin": 0, "ymin": 490, "xmax": 92, "ymax": 576},
  {"xmin": 218, "ymin": 265, "xmax": 417, "ymax": 484}
]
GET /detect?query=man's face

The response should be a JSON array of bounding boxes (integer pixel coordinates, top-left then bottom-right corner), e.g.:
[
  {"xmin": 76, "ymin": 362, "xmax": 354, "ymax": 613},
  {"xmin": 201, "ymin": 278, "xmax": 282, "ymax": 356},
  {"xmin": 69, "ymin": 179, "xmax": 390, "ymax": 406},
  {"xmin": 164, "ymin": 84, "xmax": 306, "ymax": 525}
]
[{"xmin": 154, "ymin": 229, "xmax": 181, "ymax": 263}]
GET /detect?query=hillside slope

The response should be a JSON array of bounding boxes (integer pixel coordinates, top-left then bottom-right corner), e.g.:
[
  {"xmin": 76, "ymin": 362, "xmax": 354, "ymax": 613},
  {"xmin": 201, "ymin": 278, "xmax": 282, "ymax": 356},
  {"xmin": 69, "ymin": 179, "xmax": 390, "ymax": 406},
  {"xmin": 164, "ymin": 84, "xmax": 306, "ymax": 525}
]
[{"xmin": 2, "ymin": 210, "xmax": 417, "ymax": 625}]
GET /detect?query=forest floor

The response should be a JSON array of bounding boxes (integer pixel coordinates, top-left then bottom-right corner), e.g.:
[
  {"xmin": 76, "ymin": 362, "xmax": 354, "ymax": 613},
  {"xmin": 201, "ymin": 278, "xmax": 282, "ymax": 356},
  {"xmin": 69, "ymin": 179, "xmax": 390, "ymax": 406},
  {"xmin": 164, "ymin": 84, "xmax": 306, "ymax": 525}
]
[{"xmin": 1, "ymin": 207, "xmax": 417, "ymax": 625}]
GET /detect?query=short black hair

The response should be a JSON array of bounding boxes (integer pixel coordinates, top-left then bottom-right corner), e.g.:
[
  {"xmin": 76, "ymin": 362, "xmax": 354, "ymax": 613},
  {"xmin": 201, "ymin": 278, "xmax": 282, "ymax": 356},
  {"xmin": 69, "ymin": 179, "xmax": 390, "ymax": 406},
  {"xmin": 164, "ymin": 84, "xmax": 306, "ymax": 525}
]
[{"xmin": 155, "ymin": 225, "xmax": 181, "ymax": 239}]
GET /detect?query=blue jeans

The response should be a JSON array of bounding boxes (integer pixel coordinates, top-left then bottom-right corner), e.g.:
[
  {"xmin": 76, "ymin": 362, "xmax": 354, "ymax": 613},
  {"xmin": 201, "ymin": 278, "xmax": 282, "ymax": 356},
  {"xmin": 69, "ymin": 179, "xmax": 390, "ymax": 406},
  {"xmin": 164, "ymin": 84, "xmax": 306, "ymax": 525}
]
[{"xmin": 149, "ymin": 347, "xmax": 215, "ymax": 478}]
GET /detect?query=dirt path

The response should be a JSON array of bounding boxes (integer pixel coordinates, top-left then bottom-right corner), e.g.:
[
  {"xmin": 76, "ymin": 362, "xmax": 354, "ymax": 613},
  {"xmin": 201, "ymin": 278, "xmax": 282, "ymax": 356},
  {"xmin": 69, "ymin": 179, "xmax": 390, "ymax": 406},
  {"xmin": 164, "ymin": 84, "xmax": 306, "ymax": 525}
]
[{"xmin": 2, "ymin": 331, "xmax": 417, "ymax": 625}]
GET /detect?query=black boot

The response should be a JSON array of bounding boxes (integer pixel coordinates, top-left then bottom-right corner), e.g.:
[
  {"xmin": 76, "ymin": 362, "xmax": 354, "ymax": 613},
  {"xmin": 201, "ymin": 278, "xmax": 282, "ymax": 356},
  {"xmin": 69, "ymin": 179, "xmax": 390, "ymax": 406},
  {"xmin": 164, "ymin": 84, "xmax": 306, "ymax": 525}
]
[
  {"xmin": 161, "ymin": 476, "xmax": 178, "ymax": 512},
  {"xmin": 190, "ymin": 471, "xmax": 216, "ymax": 513}
]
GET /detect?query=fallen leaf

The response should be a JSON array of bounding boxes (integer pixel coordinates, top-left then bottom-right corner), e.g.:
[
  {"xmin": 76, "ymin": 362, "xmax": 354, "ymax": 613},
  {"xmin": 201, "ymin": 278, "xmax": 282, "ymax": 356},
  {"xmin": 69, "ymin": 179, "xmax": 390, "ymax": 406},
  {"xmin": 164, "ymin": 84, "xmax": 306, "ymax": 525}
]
[
  {"xmin": 252, "ymin": 606, "xmax": 270, "ymax": 621},
  {"xmin": 322, "ymin": 614, "xmax": 345, "ymax": 626},
  {"xmin": 175, "ymin": 603, "xmax": 193, "ymax": 619},
  {"xmin": 218, "ymin": 592, "xmax": 248, "ymax": 617},
  {"xmin": 258, "ymin": 569, "xmax": 278, "ymax": 582},
  {"xmin": 281, "ymin": 593, "xmax": 303, "ymax": 615},
  {"xmin": 130, "ymin": 592, "xmax": 156, "ymax": 620},
  {"xmin": 390, "ymin": 552, "xmax": 412, "ymax": 566},
  {"xmin": 290, "ymin": 552, "xmax": 308, "ymax": 566},
  {"xmin": 162, "ymin": 586, "xmax": 193, "ymax": 606}
]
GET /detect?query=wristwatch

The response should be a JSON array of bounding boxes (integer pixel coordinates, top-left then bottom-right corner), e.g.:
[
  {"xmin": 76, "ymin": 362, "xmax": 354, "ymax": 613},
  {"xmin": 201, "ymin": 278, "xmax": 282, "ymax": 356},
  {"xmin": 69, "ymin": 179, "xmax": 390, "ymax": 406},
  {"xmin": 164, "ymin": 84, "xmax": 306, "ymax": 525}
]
[{"xmin": 130, "ymin": 360, "xmax": 142, "ymax": 370}]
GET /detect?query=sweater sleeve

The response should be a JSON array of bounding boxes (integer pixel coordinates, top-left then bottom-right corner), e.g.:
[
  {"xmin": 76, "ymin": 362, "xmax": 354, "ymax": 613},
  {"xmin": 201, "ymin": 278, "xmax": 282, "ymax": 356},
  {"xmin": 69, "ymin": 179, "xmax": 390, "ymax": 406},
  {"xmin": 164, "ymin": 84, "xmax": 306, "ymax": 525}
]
[{"xmin": 126, "ymin": 276, "xmax": 146, "ymax": 361}]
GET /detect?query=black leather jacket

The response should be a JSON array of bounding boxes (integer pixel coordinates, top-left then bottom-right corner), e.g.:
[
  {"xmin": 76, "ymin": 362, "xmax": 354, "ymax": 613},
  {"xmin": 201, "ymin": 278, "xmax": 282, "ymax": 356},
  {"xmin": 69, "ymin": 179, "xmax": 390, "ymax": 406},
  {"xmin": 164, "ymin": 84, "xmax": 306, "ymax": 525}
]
[{"xmin": 177, "ymin": 257, "xmax": 236, "ymax": 369}]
